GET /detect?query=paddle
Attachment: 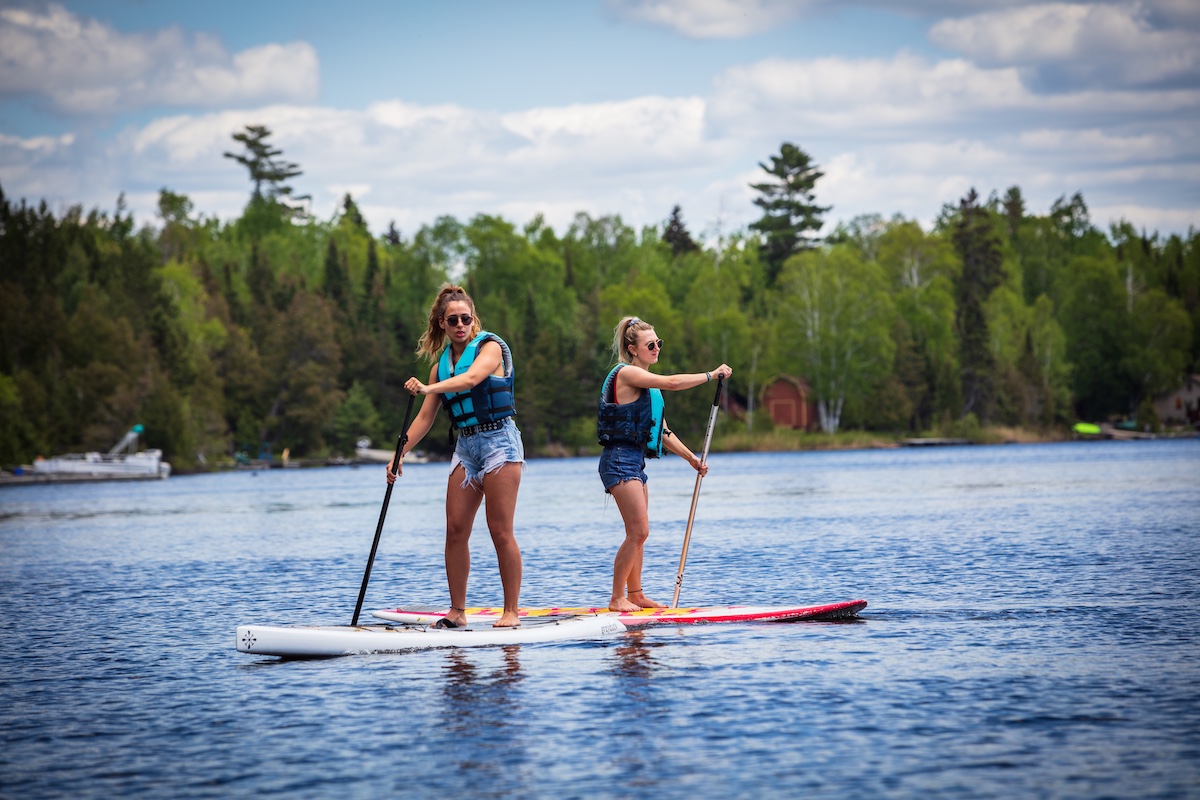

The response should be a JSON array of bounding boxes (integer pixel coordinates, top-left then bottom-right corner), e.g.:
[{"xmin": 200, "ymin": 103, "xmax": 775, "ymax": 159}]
[
  {"xmin": 351, "ymin": 393, "xmax": 417, "ymax": 626},
  {"xmin": 671, "ymin": 376, "xmax": 724, "ymax": 608}
]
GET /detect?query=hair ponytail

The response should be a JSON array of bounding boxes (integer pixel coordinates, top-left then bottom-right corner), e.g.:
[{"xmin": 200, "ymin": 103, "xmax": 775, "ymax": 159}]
[{"xmin": 611, "ymin": 315, "xmax": 653, "ymax": 364}]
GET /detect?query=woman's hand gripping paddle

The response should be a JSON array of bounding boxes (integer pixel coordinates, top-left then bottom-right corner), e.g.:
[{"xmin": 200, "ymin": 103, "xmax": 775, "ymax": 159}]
[
  {"xmin": 351, "ymin": 394, "xmax": 417, "ymax": 626},
  {"xmin": 671, "ymin": 377, "xmax": 723, "ymax": 608}
]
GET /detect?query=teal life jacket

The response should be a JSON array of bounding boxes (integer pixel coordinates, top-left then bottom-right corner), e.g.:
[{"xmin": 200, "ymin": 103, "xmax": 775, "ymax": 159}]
[
  {"xmin": 597, "ymin": 364, "xmax": 664, "ymax": 458},
  {"xmin": 437, "ymin": 332, "xmax": 516, "ymax": 429}
]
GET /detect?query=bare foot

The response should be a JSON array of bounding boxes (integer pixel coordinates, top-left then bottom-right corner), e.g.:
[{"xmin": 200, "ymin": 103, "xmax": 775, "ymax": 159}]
[
  {"xmin": 493, "ymin": 610, "xmax": 521, "ymax": 628},
  {"xmin": 609, "ymin": 597, "xmax": 641, "ymax": 612},
  {"xmin": 628, "ymin": 591, "xmax": 666, "ymax": 609},
  {"xmin": 444, "ymin": 609, "xmax": 468, "ymax": 628}
]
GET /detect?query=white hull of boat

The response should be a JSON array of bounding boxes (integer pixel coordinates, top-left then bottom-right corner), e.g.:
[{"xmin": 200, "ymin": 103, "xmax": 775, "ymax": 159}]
[
  {"xmin": 355, "ymin": 447, "xmax": 429, "ymax": 465},
  {"xmin": 33, "ymin": 450, "xmax": 170, "ymax": 478}
]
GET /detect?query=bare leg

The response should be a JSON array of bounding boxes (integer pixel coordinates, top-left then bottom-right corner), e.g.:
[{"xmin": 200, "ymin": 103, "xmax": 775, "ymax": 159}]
[
  {"xmin": 481, "ymin": 464, "xmax": 523, "ymax": 627},
  {"xmin": 609, "ymin": 479, "xmax": 662, "ymax": 611},
  {"xmin": 444, "ymin": 466, "xmax": 484, "ymax": 627},
  {"xmin": 623, "ymin": 482, "xmax": 665, "ymax": 608}
]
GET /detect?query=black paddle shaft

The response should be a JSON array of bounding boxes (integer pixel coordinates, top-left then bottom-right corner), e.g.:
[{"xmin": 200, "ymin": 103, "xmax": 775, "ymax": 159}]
[{"xmin": 351, "ymin": 393, "xmax": 416, "ymax": 626}]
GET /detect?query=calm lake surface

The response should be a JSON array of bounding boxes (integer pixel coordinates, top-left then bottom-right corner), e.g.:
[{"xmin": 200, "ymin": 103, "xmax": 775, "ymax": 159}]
[{"xmin": 2, "ymin": 440, "xmax": 1198, "ymax": 799}]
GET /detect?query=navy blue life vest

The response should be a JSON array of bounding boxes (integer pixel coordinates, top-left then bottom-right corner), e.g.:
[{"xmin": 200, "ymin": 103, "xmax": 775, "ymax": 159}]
[
  {"xmin": 438, "ymin": 332, "xmax": 516, "ymax": 429},
  {"xmin": 597, "ymin": 364, "xmax": 664, "ymax": 458}
]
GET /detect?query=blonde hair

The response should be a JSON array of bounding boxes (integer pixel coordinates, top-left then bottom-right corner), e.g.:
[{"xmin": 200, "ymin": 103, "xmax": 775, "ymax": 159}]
[
  {"xmin": 612, "ymin": 316, "xmax": 654, "ymax": 364},
  {"xmin": 415, "ymin": 283, "xmax": 483, "ymax": 361}
]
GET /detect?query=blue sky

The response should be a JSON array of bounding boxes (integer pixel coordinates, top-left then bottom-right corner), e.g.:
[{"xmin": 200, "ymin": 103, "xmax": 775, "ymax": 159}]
[{"xmin": 1, "ymin": 0, "xmax": 1198, "ymax": 241}]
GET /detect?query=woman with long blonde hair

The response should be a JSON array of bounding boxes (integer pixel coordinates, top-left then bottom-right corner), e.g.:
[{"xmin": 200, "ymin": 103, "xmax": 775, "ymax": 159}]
[
  {"xmin": 387, "ymin": 284, "xmax": 524, "ymax": 628},
  {"xmin": 598, "ymin": 315, "xmax": 732, "ymax": 612}
]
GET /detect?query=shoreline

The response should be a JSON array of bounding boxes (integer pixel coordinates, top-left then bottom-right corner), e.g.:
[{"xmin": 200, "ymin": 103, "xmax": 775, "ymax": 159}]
[{"xmin": 5, "ymin": 427, "xmax": 1195, "ymax": 483}]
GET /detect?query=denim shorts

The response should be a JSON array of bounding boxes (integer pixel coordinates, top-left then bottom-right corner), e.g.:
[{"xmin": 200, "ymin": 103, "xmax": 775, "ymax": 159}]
[
  {"xmin": 598, "ymin": 443, "xmax": 647, "ymax": 493},
  {"xmin": 450, "ymin": 417, "xmax": 525, "ymax": 488}
]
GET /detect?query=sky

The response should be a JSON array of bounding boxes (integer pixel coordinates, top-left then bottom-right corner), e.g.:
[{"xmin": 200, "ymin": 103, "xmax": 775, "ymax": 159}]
[{"xmin": 1, "ymin": 0, "xmax": 1198, "ymax": 243}]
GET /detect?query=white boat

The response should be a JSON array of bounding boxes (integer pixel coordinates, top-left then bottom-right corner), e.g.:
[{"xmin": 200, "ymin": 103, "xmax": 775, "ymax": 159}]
[
  {"xmin": 355, "ymin": 437, "xmax": 429, "ymax": 464},
  {"xmin": 33, "ymin": 425, "xmax": 171, "ymax": 480}
]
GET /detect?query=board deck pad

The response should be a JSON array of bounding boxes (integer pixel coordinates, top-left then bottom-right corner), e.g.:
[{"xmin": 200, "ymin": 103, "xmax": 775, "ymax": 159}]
[
  {"xmin": 236, "ymin": 614, "xmax": 626, "ymax": 657},
  {"xmin": 372, "ymin": 600, "xmax": 867, "ymax": 626}
]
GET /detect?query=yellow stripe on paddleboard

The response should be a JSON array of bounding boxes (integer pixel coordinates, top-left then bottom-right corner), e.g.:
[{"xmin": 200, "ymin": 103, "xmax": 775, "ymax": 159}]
[{"xmin": 459, "ymin": 606, "xmax": 708, "ymax": 617}]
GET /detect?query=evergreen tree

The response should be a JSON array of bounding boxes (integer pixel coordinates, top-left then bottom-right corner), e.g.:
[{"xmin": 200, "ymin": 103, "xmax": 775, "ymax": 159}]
[
  {"xmin": 360, "ymin": 239, "xmax": 380, "ymax": 324},
  {"xmin": 1002, "ymin": 186, "xmax": 1025, "ymax": 239},
  {"xmin": 246, "ymin": 242, "xmax": 275, "ymax": 309},
  {"xmin": 384, "ymin": 221, "xmax": 402, "ymax": 246},
  {"xmin": 951, "ymin": 189, "xmax": 1006, "ymax": 422},
  {"xmin": 340, "ymin": 193, "xmax": 367, "ymax": 230},
  {"xmin": 749, "ymin": 142, "xmax": 830, "ymax": 285},
  {"xmin": 323, "ymin": 239, "xmax": 350, "ymax": 314},
  {"xmin": 662, "ymin": 205, "xmax": 699, "ymax": 256},
  {"xmin": 223, "ymin": 125, "xmax": 310, "ymax": 216}
]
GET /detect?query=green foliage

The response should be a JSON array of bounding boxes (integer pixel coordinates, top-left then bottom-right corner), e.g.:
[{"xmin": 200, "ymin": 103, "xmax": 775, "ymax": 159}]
[
  {"xmin": 776, "ymin": 245, "xmax": 896, "ymax": 432},
  {"xmin": 333, "ymin": 381, "xmax": 382, "ymax": 454},
  {"xmin": 0, "ymin": 373, "xmax": 34, "ymax": 465},
  {"xmin": 1059, "ymin": 253, "xmax": 1133, "ymax": 419},
  {"xmin": 1123, "ymin": 289, "xmax": 1193, "ymax": 399},
  {"xmin": 2, "ymin": 150, "xmax": 1198, "ymax": 471},
  {"xmin": 951, "ymin": 189, "xmax": 1007, "ymax": 422}
]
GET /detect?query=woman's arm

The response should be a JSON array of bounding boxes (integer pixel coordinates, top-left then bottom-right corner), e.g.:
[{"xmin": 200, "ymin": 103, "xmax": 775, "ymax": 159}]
[
  {"xmin": 406, "ymin": 341, "xmax": 503, "ymax": 397},
  {"xmin": 388, "ymin": 364, "xmax": 441, "ymax": 481},
  {"xmin": 661, "ymin": 417, "xmax": 709, "ymax": 476},
  {"xmin": 618, "ymin": 363, "xmax": 732, "ymax": 393}
]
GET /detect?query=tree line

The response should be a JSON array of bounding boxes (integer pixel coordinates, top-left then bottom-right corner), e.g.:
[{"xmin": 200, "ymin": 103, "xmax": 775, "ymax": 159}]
[{"xmin": 1, "ymin": 129, "xmax": 1196, "ymax": 471}]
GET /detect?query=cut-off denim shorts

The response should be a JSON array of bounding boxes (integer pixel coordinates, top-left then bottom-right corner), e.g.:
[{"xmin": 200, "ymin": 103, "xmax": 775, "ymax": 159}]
[
  {"xmin": 450, "ymin": 417, "xmax": 525, "ymax": 488},
  {"xmin": 599, "ymin": 443, "xmax": 648, "ymax": 493}
]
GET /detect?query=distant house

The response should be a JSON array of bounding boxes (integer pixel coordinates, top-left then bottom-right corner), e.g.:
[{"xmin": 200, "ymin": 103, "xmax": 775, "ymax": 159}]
[
  {"xmin": 1154, "ymin": 375, "xmax": 1200, "ymax": 428},
  {"xmin": 760, "ymin": 375, "xmax": 818, "ymax": 431}
]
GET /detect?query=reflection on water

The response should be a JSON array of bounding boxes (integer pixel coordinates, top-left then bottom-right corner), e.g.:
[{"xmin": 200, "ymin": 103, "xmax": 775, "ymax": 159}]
[
  {"xmin": 441, "ymin": 645, "xmax": 524, "ymax": 733},
  {"xmin": 611, "ymin": 630, "xmax": 662, "ymax": 681}
]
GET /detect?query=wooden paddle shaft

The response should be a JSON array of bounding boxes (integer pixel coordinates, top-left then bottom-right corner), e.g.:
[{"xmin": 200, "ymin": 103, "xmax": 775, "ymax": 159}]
[{"xmin": 672, "ymin": 377, "xmax": 723, "ymax": 608}]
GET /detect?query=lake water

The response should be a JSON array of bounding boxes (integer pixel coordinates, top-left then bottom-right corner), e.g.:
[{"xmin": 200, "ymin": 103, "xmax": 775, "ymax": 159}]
[{"xmin": 1, "ymin": 440, "xmax": 1198, "ymax": 799}]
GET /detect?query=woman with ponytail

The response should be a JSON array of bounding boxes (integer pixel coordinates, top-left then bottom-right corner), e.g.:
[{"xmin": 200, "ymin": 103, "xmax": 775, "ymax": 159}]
[
  {"xmin": 386, "ymin": 284, "xmax": 524, "ymax": 628},
  {"xmin": 598, "ymin": 316, "xmax": 732, "ymax": 612}
]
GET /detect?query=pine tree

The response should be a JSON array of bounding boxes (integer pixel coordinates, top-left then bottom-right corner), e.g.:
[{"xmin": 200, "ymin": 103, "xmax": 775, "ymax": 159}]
[
  {"xmin": 662, "ymin": 205, "xmax": 699, "ymax": 256},
  {"xmin": 323, "ymin": 239, "xmax": 350, "ymax": 314},
  {"xmin": 750, "ymin": 143, "xmax": 830, "ymax": 285},
  {"xmin": 952, "ymin": 189, "xmax": 1006, "ymax": 422},
  {"xmin": 223, "ymin": 125, "xmax": 310, "ymax": 216}
]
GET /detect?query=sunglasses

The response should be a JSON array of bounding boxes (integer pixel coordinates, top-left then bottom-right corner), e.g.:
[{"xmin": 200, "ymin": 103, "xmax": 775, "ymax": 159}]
[
  {"xmin": 644, "ymin": 339, "xmax": 664, "ymax": 352},
  {"xmin": 444, "ymin": 314, "xmax": 473, "ymax": 327}
]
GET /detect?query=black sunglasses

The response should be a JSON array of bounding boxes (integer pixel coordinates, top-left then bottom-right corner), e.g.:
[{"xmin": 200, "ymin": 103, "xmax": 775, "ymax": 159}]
[
  {"xmin": 445, "ymin": 314, "xmax": 473, "ymax": 327},
  {"xmin": 645, "ymin": 339, "xmax": 664, "ymax": 352}
]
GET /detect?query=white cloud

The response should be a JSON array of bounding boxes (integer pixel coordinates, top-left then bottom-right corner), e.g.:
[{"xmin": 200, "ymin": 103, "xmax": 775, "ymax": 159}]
[
  {"xmin": 1017, "ymin": 128, "xmax": 1175, "ymax": 162},
  {"xmin": 706, "ymin": 46, "xmax": 1199, "ymax": 232},
  {"xmin": 708, "ymin": 53, "xmax": 1034, "ymax": 137},
  {"xmin": 1, "ymin": 10, "xmax": 1196, "ymax": 244},
  {"xmin": 604, "ymin": 0, "xmax": 812, "ymax": 38},
  {"xmin": 0, "ymin": 131, "xmax": 73, "ymax": 152},
  {"xmin": 707, "ymin": 51, "xmax": 1200, "ymax": 141},
  {"xmin": 928, "ymin": 2, "xmax": 1200, "ymax": 88},
  {"xmin": 67, "ymin": 94, "xmax": 730, "ymax": 232},
  {"xmin": 0, "ymin": 4, "xmax": 318, "ymax": 114}
]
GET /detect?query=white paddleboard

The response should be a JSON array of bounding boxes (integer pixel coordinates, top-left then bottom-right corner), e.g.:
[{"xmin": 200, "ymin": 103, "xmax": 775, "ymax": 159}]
[{"xmin": 236, "ymin": 614, "xmax": 626, "ymax": 657}]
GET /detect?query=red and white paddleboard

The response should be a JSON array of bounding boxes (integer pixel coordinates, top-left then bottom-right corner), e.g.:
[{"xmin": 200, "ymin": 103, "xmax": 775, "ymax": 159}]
[{"xmin": 372, "ymin": 600, "xmax": 866, "ymax": 627}]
